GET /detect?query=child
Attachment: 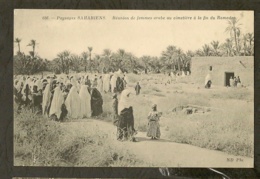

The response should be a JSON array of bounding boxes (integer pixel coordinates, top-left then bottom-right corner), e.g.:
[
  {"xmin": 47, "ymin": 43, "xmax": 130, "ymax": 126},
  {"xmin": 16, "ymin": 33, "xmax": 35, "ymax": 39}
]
[
  {"xmin": 147, "ymin": 104, "xmax": 162, "ymax": 140},
  {"xmin": 135, "ymin": 82, "xmax": 141, "ymax": 95}
]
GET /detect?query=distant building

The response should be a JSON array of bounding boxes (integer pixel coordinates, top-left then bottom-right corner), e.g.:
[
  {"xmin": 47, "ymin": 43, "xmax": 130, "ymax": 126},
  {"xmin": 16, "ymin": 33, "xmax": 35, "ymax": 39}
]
[{"xmin": 191, "ymin": 56, "xmax": 254, "ymax": 87}]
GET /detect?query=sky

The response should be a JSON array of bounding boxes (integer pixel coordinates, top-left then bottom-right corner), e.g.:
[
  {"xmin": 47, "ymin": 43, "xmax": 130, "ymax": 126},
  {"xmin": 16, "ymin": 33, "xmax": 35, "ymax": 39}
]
[{"xmin": 14, "ymin": 10, "xmax": 254, "ymax": 60}]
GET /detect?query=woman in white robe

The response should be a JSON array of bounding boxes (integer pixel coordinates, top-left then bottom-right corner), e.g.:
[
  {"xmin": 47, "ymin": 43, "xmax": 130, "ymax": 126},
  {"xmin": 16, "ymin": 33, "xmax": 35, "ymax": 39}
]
[
  {"xmin": 65, "ymin": 86, "xmax": 82, "ymax": 119},
  {"xmin": 110, "ymin": 74, "xmax": 118, "ymax": 93},
  {"xmin": 97, "ymin": 76, "xmax": 103, "ymax": 92},
  {"xmin": 103, "ymin": 74, "xmax": 110, "ymax": 92},
  {"xmin": 42, "ymin": 83, "xmax": 52, "ymax": 116},
  {"xmin": 71, "ymin": 78, "xmax": 79, "ymax": 92},
  {"xmin": 205, "ymin": 73, "xmax": 212, "ymax": 88},
  {"xmin": 79, "ymin": 85, "xmax": 91, "ymax": 118},
  {"xmin": 49, "ymin": 86, "xmax": 64, "ymax": 120}
]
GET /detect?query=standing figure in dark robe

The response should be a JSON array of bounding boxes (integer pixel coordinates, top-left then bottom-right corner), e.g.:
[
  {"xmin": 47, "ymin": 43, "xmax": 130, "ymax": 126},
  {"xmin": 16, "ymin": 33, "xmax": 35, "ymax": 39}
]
[
  {"xmin": 117, "ymin": 89, "xmax": 137, "ymax": 142},
  {"xmin": 14, "ymin": 80, "xmax": 23, "ymax": 112},
  {"xmin": 85, "ymin": 76, "xmax": 92, "ymax": 88},
  {"xmin": 135, "ymin": 82, "xmax": 141, "ymax": 95},
  {"xmin": 116, "ymin": 77, "xmax": 124, "ymax": 93},
  {"xmin": 31, "ymin": 85, "xmax": 42, "ymax": 114},
  {"xmin": 23, "ymin": 84, "xmax": 32, "ymax": 107},
  {"xmin": 90, "ymin": 88, "xmax": 103, "ymax": 116}
]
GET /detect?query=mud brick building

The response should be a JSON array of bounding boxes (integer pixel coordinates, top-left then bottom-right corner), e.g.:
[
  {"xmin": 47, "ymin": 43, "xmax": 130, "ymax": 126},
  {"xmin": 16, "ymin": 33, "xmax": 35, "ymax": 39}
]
[{"xmin": 191, "ymin": 56, "xmax": 254, "ymax": 87}]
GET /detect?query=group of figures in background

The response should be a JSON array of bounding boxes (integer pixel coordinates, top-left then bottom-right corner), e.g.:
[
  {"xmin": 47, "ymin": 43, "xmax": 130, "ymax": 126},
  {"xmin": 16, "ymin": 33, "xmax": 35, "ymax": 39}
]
[
  {"xmin": 229, "ymin": 76, "xmax": 241, "ymax": 87},
  {"xmin": 13, "ymin": 71, "xmax": 161, "ymax": 142}
]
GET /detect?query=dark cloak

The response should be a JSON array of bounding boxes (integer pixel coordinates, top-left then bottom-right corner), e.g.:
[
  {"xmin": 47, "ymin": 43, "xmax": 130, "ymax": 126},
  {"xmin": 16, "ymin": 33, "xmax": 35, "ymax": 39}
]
[
  {"xmin": 91, "ymin": 88, "xmax": 103, "ymax": 116},
  {"xmin": 117, "ymin": 107, "xmax": 136, "ymax": 140}
]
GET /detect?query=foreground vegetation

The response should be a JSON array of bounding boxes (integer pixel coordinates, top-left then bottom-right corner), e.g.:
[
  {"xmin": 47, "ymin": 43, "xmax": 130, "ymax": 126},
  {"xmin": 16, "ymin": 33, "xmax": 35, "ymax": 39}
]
[{"xmin": 14, "ymin": 107, "xmax": 149, "ymax": 167}]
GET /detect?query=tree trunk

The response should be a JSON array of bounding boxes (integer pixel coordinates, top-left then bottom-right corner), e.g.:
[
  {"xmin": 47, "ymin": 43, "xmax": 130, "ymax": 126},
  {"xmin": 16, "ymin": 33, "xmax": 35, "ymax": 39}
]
[
  {"xmin": 234, "ymin": 29, "xmax": 239, "ymax": 56},
  {"xmin": 18, "ymin": 43, "xmax": 20, "ymax": 53},
  {"xmin": 33, "ymin": 46, "xmax": 35, "ymax": 57},
  {"xmin": 61, "ymin": 59, "xmax": 65, "ymax": 73},
  {"xmin": 177, "ymin": 58, "xmax": 181, "ymax": 71}
]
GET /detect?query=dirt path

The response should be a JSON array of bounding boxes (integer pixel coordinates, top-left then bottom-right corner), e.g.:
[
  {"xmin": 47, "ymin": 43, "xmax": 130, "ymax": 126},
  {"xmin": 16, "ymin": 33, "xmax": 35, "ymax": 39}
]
[{"xmin": 62, "ymin": 119, "xmax": 253, "ymax": 168}]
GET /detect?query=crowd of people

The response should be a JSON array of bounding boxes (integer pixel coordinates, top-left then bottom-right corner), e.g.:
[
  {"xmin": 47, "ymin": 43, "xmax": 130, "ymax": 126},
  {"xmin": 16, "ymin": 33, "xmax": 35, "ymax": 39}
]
[
  {"xmin": 13, "ymin": 74, "xmax": 107, "ymax": 120},
  {"xmin": 14, "ymin": 71, "xmax": 161, "ymax": 142}
]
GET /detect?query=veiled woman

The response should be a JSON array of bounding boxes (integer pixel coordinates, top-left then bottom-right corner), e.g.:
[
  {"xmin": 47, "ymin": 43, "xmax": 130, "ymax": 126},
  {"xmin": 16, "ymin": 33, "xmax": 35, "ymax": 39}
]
[
  {"xmin": 14, "ymin": 79, "xmax": 23, "ymax": 112},
  {"xmin": 90, "ymin": 88, "xmax": 103, "ymax": 117},
  {"xmin": 116, "ymin": 76, "xmax": 124, "ymax": 93},
  {"xmin": 42, "ymin": 83, "xmax": 52, "ymax": 116},
  {"xmin": 65, "ymin": 86, "xmax": 82, "ymax": 119},
  {"xmin": 103, "ymin": 74, "xmax": 110, "ymax": 93},
  {"xmin": 49, "ymin": 84, "xmax": 65, "ymax": 121},
  {"xmin": 110, "ymin": 74, "xmax": 117, "ymax": 93},
  {"xmin": 117, "ymin": 89, "xmax": 137, "ymax": 142},
  {"xmin": 79, "ymin": 85, "xmax": 92, "ymax": 118},
  {"xmin": 205, "ymin": 73, "xmax": 212, "ymax": 89},
  {"xmin": 97, "ymin": 76, "xmax": 103, "ymax": 93},
  {"xmin": 31, "ymin": 80, "xmax": 43, "ymax": 114},
  {"xmin": 21, "ymin": 79, "xmax": 32, "ymax": 107}
]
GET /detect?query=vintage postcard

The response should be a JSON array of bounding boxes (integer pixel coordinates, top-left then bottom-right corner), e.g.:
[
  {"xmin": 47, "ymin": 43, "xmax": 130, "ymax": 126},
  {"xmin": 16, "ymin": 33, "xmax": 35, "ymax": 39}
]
[{"xmin": 13, "ymin": 10, "xmax": 254, "ymax": 167}]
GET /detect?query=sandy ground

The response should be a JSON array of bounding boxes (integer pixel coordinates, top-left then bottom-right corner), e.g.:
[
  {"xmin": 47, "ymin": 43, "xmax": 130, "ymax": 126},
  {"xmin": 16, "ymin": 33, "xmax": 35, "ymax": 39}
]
[{"xmin": 62, "ymin": 119, "xmax": 253, "ymax": 168}]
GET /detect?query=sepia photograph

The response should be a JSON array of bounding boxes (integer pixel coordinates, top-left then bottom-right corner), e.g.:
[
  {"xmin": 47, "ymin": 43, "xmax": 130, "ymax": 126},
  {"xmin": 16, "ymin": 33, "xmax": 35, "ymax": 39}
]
[{"xmin": 13, "ymin": 10, "xmax": 254, "ymax": 168}]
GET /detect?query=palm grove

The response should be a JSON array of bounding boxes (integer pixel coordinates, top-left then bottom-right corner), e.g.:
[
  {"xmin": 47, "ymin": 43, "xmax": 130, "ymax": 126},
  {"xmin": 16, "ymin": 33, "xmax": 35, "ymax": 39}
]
[{"xmin": 14, "ymin": 18, "xmax": 254, "ymax": 75}]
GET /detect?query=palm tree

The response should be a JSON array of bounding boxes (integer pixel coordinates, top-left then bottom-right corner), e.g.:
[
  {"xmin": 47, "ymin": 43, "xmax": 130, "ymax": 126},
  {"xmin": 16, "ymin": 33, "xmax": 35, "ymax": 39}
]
[
  {"xmin": 225, "ymin": 18, "xmax": 241, "ymax": 55},
  {"xmin": 247, "ymin": 33, "xmax": 254, "ymax": 46},
  {"xmin": 247, "ymin": 33, "xmax": 254, "ymax": 55},
  {"xmin": 14, "ymin": 38, "xmax": 21, "ymax": 53},
  {"xmin": 210, "ymin": 41, "xmax": 220, "ymax": 56},
  {"xmin": 116, "ymin": 49, "xmax": 126, "ymax": 70},
  {"xmin": 202, "ymin": 44, "xmax": 212, "ymax": 56},
  {"xmin": 57, "ymin": 50, "xmax": 71, "ymax": 74},
  {"xmin": 221, "ymin": 38, "xmax": 233, "ymax": 57},
  {"xmin": 81, "ymin": 51, "xmax": 88, "ymax": 61},
  {"xmin": 242, "ymin": 34, "xmax": 248, "ymax": 56},
  {"xmin": 88, "ymin": 47, "xmax": 93, "ymax": 60},
  {"xmin": 161, "ymin": 45, "xmax": 177, "ymax": 70},
  {"xmin": 70, "ymin": 54, "xmax": 81, "ymax": 73},
  {"xmin": 140, "ymin": 56, "xmax": 152, "ymax": 70},
  {"xmin": 102, "ymin": 49, "xmax": 112, "ymax": 58},
  {"xmin": 194, "ymin": 49, "xmax": 204, "ymax": 57},
  {"xmin": 81, "ymin": 51, "xmax": 88, "ymax": 72},
  {"xmin": 173, "ymin": 48, "xmax": 185, "ymax": 71},
  {"xmin": 27, "ymin": 39, "xmax": 37, "ymax": 57},
  {"xmin": 186, "ymin": 50, "xmax": 195, "ymax": 58}
]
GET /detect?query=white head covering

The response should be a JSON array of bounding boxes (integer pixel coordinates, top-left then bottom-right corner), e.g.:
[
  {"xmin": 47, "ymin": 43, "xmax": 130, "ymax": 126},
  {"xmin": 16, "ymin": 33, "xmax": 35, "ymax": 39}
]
[
  {"xmin": 118, "ymin": 89, "xmax": 132, "ymax": 115},
  {"xmin": 65, "ymin": 86, "xmax": 81, "ymax": 119},
  {"xmin": 79, "ymin": 85, "xmax": 91, "ymax": 118},
  {"xmin": 49, "ymin": 86, "xmax": 64, "ymax": 119},
  {"xmin": 36, "ymin": 80, "xmax": 43, "ymax": 91}
]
